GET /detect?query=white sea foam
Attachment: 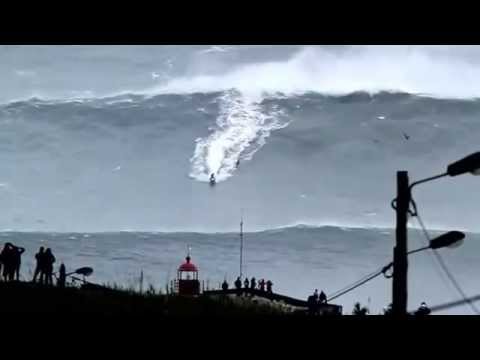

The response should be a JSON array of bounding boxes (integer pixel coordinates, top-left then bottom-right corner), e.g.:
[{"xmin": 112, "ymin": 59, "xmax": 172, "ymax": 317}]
[
  {"xmin": 149, "ymin": 46, "xmax": 480, "ymax": 99},
  {"xmin": 189, "ymin": 90, "xmax": 289, "ymax": 182}
]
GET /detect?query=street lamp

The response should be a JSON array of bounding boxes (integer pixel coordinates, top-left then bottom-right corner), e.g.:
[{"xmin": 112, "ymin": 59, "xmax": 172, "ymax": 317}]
[
  {"xmin": 426, "ymin": 230, "xmax": 464, "ymax": 249},
  {"xmin": 407, "ymin": 231, "xmax": 465, "ymax": 255},
  {"xmin": 447, "ymin": 152, "xmax": 480, "ymax": 177},
  {"xmin": 392, "ymin": 152, "xmax": 480, "ymax": 316},
  {"xmin": 382, "ymin": 231, "xmax": 465, "ymax": 278},
  {"xmin": 66, "ymin": 267, "xmax": 94, "ymax": 277},
  {"xmin": 325, "ymin": 230, "xmax": 465, "ymax": 305},
  {"xmin": 407, "ymin": 152, "xmax": 480, "ymax": 190}
]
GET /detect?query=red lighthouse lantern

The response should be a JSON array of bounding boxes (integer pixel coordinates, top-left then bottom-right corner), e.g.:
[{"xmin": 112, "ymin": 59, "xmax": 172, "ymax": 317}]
[{"xmin": 177, "ymin": 253, "xmax": 200, "ymax": 296}]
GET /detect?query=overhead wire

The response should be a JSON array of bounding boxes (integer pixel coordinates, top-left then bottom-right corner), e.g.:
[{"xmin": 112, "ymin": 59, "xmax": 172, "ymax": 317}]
[
  {"xmin": 408, "ymin": 205, "xmax": 460, "ymax": 305},
  {"xmin": 427, "ymin": 293, "xmax": 480, "ymax": 314},
  {"xmin": 326, "ymin": 193, "xmax": 479, "ymax": 314},
  {"xmin": 327, "ymin": 268, "xmax": 384, "ymax": 302},
  {"xmin": 410, "ymin": 198, "xmax": 480, "ymax": 315}
]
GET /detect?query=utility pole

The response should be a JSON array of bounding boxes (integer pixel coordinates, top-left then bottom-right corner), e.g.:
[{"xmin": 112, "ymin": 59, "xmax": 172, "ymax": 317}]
[{"xmin": 392, "ymin": 171, "xmax": 409, "ymax": 315}]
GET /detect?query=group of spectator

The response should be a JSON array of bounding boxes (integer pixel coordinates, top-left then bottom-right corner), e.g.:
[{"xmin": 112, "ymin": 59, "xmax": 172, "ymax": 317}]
[
  {"xmin": 32, "ymin": 247, "xmax": 56, "ymax": 285},
  {"xmin": 233, "ymin": 276, "xmax": 273, "ymax": 293},
  {"xmin": 0, "ymin": 243, "xmax": 57, "ymax": 284},
  {"xmin": 220, "ymin": 276, "xmax": 274, "ymax": 294},
  {"xmin": 0, "ymin": 243, "xmax": 25, "ymax": 281}
]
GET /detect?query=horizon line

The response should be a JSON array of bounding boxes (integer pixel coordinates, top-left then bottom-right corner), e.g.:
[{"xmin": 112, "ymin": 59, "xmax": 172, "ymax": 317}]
[{"xmin": 0, "ymin": 223, "xmax": 476, "ymax": 235}]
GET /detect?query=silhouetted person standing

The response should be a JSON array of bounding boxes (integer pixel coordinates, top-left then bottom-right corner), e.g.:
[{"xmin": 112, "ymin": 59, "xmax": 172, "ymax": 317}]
[
  {"xmin": 266, "ymin": 280, "xmax": 273, "ymax": 293},
  {"xmin": 319, "ymin": 291, "xmax": 327, "ymax": 304},
  {"xmin": 12, "ymin": 245, "xmax": 25, "ymax": 281},
  {"xmin": 414, "ymin": 302, "xmax": 431, "ymax": 316},
  {"xmin": 352, "ymin": 302, "xmax": 362, "ymax": 315},
  {"xmin": 0, "ymin": 244, "xmax": 7, "ymax": 281},
  {"xmin": 44, "ymin": 248, "xmax": 56, "ymax": 286},
  {"xmin": 243, "ymin": 277, "xmax": 249, "ymax": 289},
  {"xmin": 57, "ymin": 263, "xmax": 66, "ymax": 288},
  {"xmin": 221, "ymin": 279, "xmax": 229, "ymax": 291},
  {"xmin": 352, "ymin": 302, "xmax": 368, "ymax": 316},
  {"xmin": 313, "ymin": 289, "xmax": 319, "ymax": 303},
  {"xmin": 259, "ymin": 279, "xmax": 265, "ymax": 291},
  {"xmin": 234, "ymin": 276, "xmax": 242, "ymax": 295},
  {"xmin": 307, "ymin": 294, "xmax": 318, "ymax": 315},
  {"xmin": 0, "ymin": 243, "xmax": 14, "ymax": 282},
  {"xmin": 33, "ymin": 247, "xmax": 45, "ymax": 283},
  {"xmin": 250, "ymin": 277, "xmax": 256, "ymax": 290}
]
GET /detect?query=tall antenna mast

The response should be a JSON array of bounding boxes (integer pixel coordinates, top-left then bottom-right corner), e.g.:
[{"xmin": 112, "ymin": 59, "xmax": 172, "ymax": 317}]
[{"xmin": 240, "ymin": 208, "xmax": 244, "ymax": 279}]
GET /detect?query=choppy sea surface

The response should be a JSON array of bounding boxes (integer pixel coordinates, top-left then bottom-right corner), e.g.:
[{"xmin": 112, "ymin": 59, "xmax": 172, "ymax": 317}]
[{"xmin": 4, "ymin": 225, "xmax": 480, "ymax": 315}]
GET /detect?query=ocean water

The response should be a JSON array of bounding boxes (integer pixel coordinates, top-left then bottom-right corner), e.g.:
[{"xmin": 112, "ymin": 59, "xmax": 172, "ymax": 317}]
[
  {"xmin": 2, "ymin": 45, "xmax": 480, "ymax": 314},
  {"xmin": 5, "ymin": 225, "xmax": 480, "ymax": 315}
]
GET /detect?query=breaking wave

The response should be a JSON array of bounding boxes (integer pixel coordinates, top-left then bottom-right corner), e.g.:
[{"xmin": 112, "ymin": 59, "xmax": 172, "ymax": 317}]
[{"xmin": 147, "ymin": 46, "xmax": 480, "ymax": 100}]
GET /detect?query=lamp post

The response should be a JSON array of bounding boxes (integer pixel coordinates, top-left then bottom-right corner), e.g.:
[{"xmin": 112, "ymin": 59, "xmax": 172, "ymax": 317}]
[
  {"xmin": 407, "ymin": 231, "xmax": 465, "ymax": 255},
  {"xmin": 392, "ymin": 152, "xmax": 480, "ymax": 316},
  {"xmin": 326, "ymin": 231, "xmax": 464, "ymax": 305}
]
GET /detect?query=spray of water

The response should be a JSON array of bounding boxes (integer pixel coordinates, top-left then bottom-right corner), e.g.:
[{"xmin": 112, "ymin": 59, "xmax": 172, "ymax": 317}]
[{"xmin": 189, "ymin": 90, "xmax": 288, "ymax": 182}]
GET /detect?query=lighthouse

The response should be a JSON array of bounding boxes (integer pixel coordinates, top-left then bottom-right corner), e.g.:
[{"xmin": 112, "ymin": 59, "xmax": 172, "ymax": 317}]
[{"xmin": 176, "ymin": 252, "xmax": 200, "ymax": 296}]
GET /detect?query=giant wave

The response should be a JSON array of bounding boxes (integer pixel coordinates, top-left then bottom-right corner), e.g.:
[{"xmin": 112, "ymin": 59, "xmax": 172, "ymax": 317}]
[{"xmin": 3, "ymin": 45, "xmax": 480, "ymax": 232}]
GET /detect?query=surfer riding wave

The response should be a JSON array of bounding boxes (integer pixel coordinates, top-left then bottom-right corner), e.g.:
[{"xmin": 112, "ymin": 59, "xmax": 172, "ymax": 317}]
[{"xmin": 209, "ymin": 173, "xmax": 216, "ymax": 186}]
